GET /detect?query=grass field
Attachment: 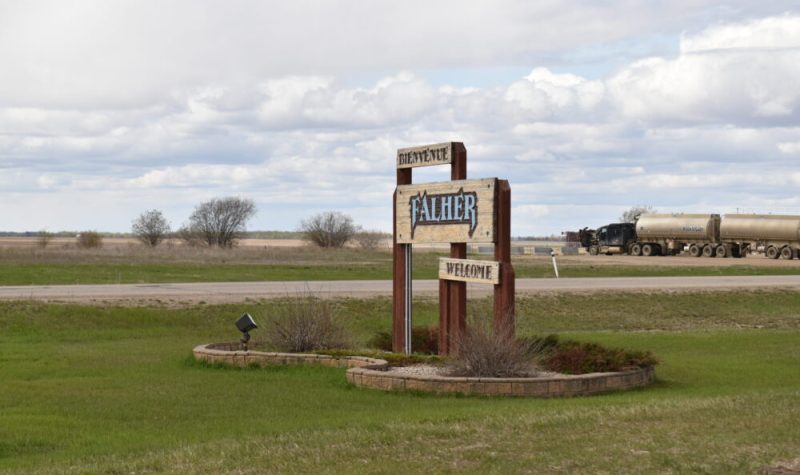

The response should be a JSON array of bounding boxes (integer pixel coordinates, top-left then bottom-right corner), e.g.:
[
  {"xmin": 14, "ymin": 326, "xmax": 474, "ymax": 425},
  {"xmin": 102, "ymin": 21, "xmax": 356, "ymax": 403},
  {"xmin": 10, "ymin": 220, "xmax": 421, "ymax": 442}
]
[
  {"xmin": 3, "ymin": 244, "xmax": 800, "ymax": 285},
  {"xmin": 1, "ymin": 291, "xmax": 799, "ymax": 473}
]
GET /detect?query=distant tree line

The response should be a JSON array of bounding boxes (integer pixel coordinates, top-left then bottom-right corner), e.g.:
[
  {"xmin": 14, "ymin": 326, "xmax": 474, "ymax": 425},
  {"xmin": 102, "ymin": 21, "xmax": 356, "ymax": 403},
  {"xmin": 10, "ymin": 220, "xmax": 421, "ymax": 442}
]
[
  {"xmin": 29, "ymin": 197, "xmax": 388, "ymax": 250},
  {"xmin": 131, "ymin": 196, "xmax": 257, "ymax": 248}
]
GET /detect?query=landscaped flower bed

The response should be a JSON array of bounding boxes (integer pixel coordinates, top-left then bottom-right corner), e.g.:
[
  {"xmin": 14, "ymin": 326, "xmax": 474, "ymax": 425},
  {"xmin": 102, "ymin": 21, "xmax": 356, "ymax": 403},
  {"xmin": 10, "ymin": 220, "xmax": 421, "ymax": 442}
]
[{"xmin": 193, "ymin": 342, "xmax": 656, "ymax": 398}]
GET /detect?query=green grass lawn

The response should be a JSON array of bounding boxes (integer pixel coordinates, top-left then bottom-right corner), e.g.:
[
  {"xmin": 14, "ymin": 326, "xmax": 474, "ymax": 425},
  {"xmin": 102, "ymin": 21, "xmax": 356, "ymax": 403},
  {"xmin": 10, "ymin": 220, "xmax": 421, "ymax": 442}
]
[
  {"xmin": 1, "ymin": 291, "xmax": 799, "ymax": 473},
  {"xmin": 3, "ymin": 247, "xmax": 800, "ymax": 285}
]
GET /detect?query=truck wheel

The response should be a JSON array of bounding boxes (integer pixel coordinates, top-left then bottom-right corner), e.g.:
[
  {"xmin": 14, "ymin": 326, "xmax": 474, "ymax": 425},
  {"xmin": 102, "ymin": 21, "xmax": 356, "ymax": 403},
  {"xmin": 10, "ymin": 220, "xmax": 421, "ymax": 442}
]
[
  {"xmin": 589, "ymin": 246, "xmax": 599, "ymax": 256},
  {"xmin": 689, "ymin": 244, "xmax": 702, "ymax": 257},
  {"xmin": 642, "ymin": 244, "xmax": 653, "ymax": 256},
  {"xmin": 715, "ymin": 245, "xmax": 728, "ymax": 258},
  {"xmin": 766, "ymin": 246, "xmax": 779, "ymax": 259},
  {"xmin": 702, "ymin": 245, "xmax": 715, "ymax": 257},
  {"xmin": 780, "ymin": 246, "xmax": 794, "ymax": 260},
  {"xmin": 630, "ymin": 243, "xmax": 642, "ymax": 256}
]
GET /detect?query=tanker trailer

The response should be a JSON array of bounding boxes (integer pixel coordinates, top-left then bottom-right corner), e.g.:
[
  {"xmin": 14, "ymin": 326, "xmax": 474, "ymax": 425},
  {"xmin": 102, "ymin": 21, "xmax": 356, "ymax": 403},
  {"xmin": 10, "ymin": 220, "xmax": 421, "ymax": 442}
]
[
  {"xmin": 633, "ymin": 214, "xmax": 720, "ymax": 257},
  {"xmin": 721, "ymin": 214, "xmax": 800, "ymax": 259}
]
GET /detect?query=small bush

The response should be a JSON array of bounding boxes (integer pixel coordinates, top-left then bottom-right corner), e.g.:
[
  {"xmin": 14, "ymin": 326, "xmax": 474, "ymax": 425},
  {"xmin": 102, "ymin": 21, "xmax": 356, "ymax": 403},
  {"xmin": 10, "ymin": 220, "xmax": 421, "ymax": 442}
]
[
  {"xmin": 367, "ymin": 326, "xmax": 439, "ymax": 354},
  {"xmin": 262, "ymin": 296, "xmax": 350, "ymax": 352},
  {"xmin": 36, "ymin": 231, "xmax": 53, "ymax": 248},
  {"xmin": 354, "ymin": 230, "xmax": 388, "ymax": 250},
  {"xmin": 76, "ymin": 231, "xmax": 103, "ymax": 249},
  {"xmin": 300, "ymin": 211, "xmax": 357, "ymax": 248},
  {"xmin": 447, "ymin": 318, "xmax": 534, "ymax": 377},
  {"xmin": 543, "ymin": 340, "xmax": 658, "ymax": 374}
]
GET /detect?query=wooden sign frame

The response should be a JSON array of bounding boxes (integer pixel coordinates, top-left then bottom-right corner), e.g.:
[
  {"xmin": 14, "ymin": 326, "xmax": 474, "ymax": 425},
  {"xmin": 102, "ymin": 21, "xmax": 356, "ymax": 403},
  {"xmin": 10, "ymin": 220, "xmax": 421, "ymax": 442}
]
[{"xmin": 393, "ymin": 142, "xmax": 515, "ymax": 355}]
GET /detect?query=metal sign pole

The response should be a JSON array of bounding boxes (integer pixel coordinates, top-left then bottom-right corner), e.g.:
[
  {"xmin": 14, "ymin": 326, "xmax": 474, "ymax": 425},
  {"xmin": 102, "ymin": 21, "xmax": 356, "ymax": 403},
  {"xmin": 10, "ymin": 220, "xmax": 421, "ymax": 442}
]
[{"xmin": 404, "ymin": 244, "xmax": 412, "ymax": 355}]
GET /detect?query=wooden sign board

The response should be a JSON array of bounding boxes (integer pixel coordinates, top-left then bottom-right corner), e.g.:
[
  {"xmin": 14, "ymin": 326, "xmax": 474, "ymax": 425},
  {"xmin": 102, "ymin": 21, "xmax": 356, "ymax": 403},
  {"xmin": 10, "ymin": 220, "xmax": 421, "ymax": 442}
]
[
  {"xmin": 439, "ymin": 258, "xmax": 500, "ymax": 284},
  {"xmin": 396, "ymin": 178, "xmax": 496, "ymax": 244},
  {"xmin": 397, "ymin": 142, "xmax": 453, "ymax": 169}
]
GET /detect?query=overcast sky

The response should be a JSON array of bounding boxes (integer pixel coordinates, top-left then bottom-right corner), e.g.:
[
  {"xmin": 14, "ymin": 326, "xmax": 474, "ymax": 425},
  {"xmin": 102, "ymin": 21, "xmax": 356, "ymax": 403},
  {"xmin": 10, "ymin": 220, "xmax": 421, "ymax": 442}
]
[{"xmin": 2, "ymin": 1, "xmax": 800, "ymax": 236}]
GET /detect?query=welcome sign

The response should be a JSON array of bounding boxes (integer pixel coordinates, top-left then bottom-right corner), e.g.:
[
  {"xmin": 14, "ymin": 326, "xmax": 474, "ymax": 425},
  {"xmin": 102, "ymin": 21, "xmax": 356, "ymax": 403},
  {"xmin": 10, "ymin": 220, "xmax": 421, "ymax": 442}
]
[
  {"xmin": 396, "ymin": 178, "xmax": 496, "ymax": 244},
  {"xmin": 439, "ymin": 257, "xmax": 500, "ymax": 284}
]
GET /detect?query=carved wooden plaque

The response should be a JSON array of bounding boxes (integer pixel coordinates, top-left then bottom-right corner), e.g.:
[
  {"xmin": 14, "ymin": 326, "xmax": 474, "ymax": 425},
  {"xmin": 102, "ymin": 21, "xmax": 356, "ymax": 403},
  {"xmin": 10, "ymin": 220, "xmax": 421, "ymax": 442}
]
[
  {"xmin": 439, "ymin": 258, "xmax": 500, "ymax": 284},
  {"xmin": 396, "ymin": 142, "xmax": 453, "ymax": 169},
  {"xmin": 395, "ymin": 178, "xmax": 496, "ymax": 244}
]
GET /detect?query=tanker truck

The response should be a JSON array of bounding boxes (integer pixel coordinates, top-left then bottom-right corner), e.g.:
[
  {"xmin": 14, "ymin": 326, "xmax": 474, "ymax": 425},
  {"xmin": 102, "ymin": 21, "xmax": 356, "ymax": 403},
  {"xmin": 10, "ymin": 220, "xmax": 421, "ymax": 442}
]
[
  {"xmin": 577, "ymin": 213, "xmax": 800, "ymax": 259},
  {"xmin": 578, "ymin": 213, "xmax": 737, "ymax": 257}
]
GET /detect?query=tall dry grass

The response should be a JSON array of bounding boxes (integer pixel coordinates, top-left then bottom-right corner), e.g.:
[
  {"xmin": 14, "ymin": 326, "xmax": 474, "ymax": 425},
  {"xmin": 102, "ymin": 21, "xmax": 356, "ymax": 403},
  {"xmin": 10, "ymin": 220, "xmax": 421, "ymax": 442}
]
[{"xmin": 0, "ymin": 238, "xmax": 396, "ymax": 266}]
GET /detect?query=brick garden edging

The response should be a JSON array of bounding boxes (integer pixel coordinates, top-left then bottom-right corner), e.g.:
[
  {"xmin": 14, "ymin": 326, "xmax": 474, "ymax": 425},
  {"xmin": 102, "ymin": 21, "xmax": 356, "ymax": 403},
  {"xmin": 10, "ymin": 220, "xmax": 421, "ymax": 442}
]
[
  {"xmin": 194, "ymin": 343, "xmax": 655, "ymax": 397},
  {"xmin": 193, "ymin": 343, "xmax": 388, "ymax": 369},
  {"xmin": 347, "ymin": 365, "xmax": 655, "ymax": 397}
]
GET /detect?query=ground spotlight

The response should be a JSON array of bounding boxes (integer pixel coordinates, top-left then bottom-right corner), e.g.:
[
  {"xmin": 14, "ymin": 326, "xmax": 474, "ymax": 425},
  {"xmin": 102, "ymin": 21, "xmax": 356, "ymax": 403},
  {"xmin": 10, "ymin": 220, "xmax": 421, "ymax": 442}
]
[{"xmin": 236, "ymin": 313, "xmax": 258, "ymax": 351}]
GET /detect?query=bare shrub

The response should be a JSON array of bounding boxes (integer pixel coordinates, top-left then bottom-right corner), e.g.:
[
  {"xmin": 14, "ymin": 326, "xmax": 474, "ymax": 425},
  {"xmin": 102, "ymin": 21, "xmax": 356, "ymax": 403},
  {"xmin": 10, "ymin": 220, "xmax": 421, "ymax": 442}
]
[
  {"xmin": 37, "ymin": 230, "xmax": 53, "ymax": 248},
  {"xmin": 543, "ymin": 339, "xmax": 658, "ymax": 374},
  {"xmin": 76, "ymin": 231, "xmax": 103, "ymax": 249},
  {"xmin": 262, "ymin": 296, "xmax": 350, "ymax": 352},
  {"xmin": 447, "ymin": 315, "xmax": 535, "ymax": 377},
  {"xmin": 132, "ymin": 209, "xmax": 171, "ymax": 247},
  {"xmin": 188, "ymin": 197, "xmax": 256, "ymax": 248},
  {"xmin": 354, "ymin": 230, "xmax": 388, "ymax": 250},
  {"xmin": 300, "ymin": 211, "xmax": 357, "ymax": 248}
]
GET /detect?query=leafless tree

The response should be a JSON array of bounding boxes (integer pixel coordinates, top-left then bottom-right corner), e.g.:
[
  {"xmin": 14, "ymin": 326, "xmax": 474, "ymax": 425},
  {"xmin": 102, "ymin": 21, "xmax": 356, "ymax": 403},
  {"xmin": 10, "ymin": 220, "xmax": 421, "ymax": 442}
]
[
  {"xmin": 300, "ymin": 211, "xmax": 358, "ymax": 248},
  {"xmin": 619, "ymin": 205, "xmax": 655, "ymax": 223},
  {"xmin": 132, "ymin": 209, "xmax": 171, "ymax": 247},
  {"xmin": 188, "ymin": 197, "xmax": 256, "ymax": 248}
]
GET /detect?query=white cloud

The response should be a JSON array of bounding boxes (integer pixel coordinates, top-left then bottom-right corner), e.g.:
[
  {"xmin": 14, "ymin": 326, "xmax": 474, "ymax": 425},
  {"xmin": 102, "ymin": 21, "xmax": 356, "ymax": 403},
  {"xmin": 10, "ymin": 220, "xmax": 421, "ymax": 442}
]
[
  {"xmin": 778, "ymin": 142, "xmax": 800, "ymax": 154},
  {"xmin": 3, "ymin": 7, "xmax": 800, "ymax": 235},
  {"xmin": 505, "ymin": 68, "xmax": 606, "ymax": 119},
  {"xmin": 609, "ymin": 16, "xmax": 800, "ymax": 124},
  {"xmin": 681, "ymin": 15, "xmax": 800, "ymax": 52}
]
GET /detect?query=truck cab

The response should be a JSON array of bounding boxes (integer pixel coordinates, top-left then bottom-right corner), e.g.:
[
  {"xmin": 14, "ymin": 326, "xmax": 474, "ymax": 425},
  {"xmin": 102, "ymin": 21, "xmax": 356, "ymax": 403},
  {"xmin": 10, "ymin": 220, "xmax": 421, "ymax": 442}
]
[{"xmin": 582, "ymin": 223, "xmax": 636, "ymax": 255}]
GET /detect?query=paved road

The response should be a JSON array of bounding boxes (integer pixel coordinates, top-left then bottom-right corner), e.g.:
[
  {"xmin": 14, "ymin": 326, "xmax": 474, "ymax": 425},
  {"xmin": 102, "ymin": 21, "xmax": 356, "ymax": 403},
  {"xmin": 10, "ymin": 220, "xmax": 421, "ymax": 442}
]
[{"xmin": 2, "ymin": 275, "xmax": 800, "ymax": 303}]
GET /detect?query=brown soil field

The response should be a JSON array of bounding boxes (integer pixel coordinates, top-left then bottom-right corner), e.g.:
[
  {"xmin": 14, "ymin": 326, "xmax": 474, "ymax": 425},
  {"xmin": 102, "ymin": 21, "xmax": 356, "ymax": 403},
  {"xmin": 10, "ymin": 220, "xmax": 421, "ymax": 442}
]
[
  {"xmin": 0, "ymin": 237, "xmax": 792, "ymax": 267},
  {"xmin": 0, "ymin": 237, "xmax": 311, "ymax": 248}
]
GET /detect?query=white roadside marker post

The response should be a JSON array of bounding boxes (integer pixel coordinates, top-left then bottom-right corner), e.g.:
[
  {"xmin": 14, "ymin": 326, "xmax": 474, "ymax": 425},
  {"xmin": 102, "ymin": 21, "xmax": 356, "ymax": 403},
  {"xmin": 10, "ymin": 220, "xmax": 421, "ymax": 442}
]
[{"xmin": 551, "ymin": 250, "xmax": 559, "ymax": 279}]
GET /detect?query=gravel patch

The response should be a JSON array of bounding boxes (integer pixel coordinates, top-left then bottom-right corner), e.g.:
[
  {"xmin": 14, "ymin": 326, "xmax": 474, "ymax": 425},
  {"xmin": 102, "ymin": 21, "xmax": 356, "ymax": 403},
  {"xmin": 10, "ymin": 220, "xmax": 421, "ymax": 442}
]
[{"xmin": 385, "ymin": 364, "xmax": 563, "ymax": 378}]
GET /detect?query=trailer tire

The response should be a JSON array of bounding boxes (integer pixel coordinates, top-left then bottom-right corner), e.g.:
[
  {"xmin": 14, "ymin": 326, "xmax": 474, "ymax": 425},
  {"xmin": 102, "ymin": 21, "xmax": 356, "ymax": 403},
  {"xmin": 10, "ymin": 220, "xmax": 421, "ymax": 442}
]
[
  {"xmin": 780, "ymin": 246, "xmax": 794, "ymax": 260},
  {"xmin": 589, "ymin": 246, "xmax": 599, "ymax": 256},
  {"xmin": 630, "ymin": 243, "xmax": 642, "ymax": 256},
  {"xmin": 702, "ymin": 245, "xmax": 715, "ymax": 257},
  {"xmin": 642, "ymin": 244, "xmax": 654, "ymax": 257},
  {"xmin": 715, "ymin": 245, "xmax": 728, "ymax": 258},
  {"xmin": 689, "ymin": 244, "xmax": 702, "ymax": 257},
  {"xmin": 766, "ymin": 246, "xmax": 780, "ymax": 259}
]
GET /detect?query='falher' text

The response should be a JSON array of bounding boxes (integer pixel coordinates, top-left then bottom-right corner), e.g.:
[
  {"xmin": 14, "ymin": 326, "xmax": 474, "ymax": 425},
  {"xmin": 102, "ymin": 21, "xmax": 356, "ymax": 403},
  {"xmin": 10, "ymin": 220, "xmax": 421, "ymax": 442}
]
[{"xmin": 408, "ymin": 188, "xmax": 477, "ymax": 239}]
